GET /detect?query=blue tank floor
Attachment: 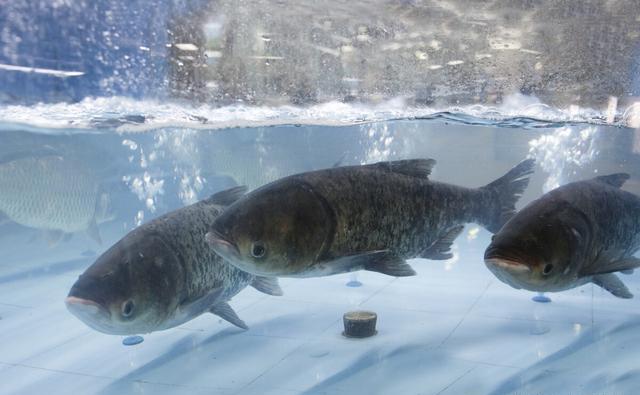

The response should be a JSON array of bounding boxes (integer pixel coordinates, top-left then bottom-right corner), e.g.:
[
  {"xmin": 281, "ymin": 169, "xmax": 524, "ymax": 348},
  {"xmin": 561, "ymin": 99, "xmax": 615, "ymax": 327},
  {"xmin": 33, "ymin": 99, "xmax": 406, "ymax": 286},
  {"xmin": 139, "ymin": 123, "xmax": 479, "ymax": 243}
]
[{"xmin": 0, "ymin": 228, "xmax": 638, "ymax": 395}]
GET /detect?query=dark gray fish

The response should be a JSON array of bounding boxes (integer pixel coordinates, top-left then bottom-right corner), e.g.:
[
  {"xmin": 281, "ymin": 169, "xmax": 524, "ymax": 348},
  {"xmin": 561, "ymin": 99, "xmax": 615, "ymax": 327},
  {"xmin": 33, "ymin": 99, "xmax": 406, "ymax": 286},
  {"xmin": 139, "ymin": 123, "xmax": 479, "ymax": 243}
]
[
  {"xmin": 484, "ymin": 174, "xmax": 640, "ymax": 298},
  {"xmin": 66, "ymin": 186, "xmax": 282, "ymax": 336},
  {"xmin": 206, "ymin": 158, "xmax": 535, "ymax": 278}
]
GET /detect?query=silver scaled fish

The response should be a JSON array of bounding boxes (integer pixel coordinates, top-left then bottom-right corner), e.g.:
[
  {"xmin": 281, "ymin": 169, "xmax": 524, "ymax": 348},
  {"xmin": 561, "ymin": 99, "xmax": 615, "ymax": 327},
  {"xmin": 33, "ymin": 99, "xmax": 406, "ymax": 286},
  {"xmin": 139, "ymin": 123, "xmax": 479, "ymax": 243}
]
[{"xmin": 0, "ymin": 155, "xmax": 111, "ymax": 244}]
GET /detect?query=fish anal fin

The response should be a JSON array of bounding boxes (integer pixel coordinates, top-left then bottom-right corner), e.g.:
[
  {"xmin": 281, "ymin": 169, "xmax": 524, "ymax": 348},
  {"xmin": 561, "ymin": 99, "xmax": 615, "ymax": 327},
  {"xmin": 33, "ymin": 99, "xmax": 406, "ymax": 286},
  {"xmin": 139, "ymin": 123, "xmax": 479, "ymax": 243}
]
[
  {"xmin": 251, "ymin": 276, "xmax": 283, "ymax": 296},
  {"xmin": 205, "ymin": 186, "xmax": 248, "ymax": 206},
  {"xmin": 421, "ymin": 225, "xmax": 464, "ymax": 260},
  {"xmin": 592, "ymin": 273, "xmax": 633, "ymax": 299},
  {"xmin": 306, "ymin": 251, "xmax": 416, "ymax": 278},
  {"xmin": 361, "ymin": 251, "xmax": 416, "ymax": 277},
  {"xmin": 371, "ymin": 159, "xmax": 436, "ymax": 179},
  {"xmin": 86, "ymin": 218, "xmax": 102, "ymax": 245},
  {"xmin": 210, "ymin": 302, "xmax": 248, "ymax": 330},
  {"xmin": 593, "ymin": 173, "xmax": 630, "ymax": 188}
]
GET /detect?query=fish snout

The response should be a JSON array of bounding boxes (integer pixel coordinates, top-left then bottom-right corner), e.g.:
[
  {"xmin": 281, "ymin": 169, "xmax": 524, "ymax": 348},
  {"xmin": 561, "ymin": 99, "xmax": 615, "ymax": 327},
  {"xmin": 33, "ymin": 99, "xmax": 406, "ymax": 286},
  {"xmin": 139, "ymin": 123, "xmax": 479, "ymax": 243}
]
[{"xmin": 65, "ymin": 296, "xmax": 111, "ymax": 322}]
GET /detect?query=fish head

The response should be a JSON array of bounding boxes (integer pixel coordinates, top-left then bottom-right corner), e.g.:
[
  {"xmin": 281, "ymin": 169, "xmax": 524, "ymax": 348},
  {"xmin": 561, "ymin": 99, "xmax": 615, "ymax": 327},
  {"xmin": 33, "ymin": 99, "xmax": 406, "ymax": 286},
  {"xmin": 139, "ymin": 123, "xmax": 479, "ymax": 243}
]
[
  {"xmin": 66, "ymin": 231, "xmax": 184, "ymax": 335},
  {"xmin": 484, "ymin": 199, "xmax": 589, "ymax": 292},
  {"xmin": 207, "ymin": 180, "xmax": 334, "ymax": 276}
]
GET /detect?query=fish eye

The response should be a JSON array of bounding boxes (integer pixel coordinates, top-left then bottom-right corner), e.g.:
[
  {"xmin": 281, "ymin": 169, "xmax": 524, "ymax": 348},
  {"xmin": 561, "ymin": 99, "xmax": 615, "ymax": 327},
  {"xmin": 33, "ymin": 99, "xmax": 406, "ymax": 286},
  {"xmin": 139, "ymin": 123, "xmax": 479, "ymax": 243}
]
[
  {"xmin": 251, "ymin": 242, "xmax": 266, "ymax": 259},
  {"xmin": 542, "ymin": 264, "xmax": 554, "ymax": 276},
  {"xmin": 121, "ymin": 300, "xmax": 135, "ymax": 318}
]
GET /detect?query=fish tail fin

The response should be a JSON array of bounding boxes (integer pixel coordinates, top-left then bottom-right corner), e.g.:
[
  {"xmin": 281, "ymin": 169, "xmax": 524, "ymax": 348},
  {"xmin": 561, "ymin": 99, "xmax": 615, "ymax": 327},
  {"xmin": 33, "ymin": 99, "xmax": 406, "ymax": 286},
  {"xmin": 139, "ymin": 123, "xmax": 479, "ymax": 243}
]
[{"xmin": 479, "ymin": 159, "xmax": 536, "ymax": 233}]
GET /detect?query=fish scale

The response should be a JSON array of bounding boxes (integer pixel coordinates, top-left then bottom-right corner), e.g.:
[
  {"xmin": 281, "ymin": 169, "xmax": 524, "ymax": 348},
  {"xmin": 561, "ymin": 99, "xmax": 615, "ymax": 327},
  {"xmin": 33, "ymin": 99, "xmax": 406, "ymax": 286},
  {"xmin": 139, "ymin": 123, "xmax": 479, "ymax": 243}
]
[
  {"xmin": 302, "ymin": 169, "xmax": 493, "ymax": 259},
  {"xmin": 0, "ymin": 156, "xmax": 100, "ymax": 232},
  {"xmin": 142, "ymin": 200, "xmax": 254, "ymax": 302}
]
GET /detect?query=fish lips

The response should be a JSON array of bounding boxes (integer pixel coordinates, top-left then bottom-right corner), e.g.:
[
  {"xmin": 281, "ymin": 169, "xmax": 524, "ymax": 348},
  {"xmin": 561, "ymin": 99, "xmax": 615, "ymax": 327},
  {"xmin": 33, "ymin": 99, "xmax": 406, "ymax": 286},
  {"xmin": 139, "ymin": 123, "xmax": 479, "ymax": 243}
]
[
  {"xmin": 206, "ymin": 229, "xmax": 241, "ymax": 261},
  {"xmin": 484, "ymin": 257, "xmax": 531, "ymax": 273},
  {"xmin": 484, "ymin": 245, "xmax": 531, "ymax": 273}
]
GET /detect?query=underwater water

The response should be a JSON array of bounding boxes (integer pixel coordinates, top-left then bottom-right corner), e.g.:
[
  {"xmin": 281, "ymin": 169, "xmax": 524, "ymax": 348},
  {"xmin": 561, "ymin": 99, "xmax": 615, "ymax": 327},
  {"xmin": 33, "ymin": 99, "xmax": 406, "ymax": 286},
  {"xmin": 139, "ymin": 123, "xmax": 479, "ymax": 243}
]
[{"xmin": 0, "ymin": 102, "xmax": 639, "ymax": 395}]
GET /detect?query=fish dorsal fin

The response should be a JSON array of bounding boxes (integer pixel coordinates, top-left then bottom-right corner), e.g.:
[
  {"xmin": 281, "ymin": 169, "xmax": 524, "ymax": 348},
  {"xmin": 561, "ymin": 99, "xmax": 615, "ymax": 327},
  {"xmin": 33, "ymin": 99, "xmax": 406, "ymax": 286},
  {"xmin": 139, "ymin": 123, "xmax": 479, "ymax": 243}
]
[
  {"xmin": 593, "ymin": 173, "xmax": 630, "ymax": 188},
  {"xmin": 251, "ymin": 276, "xmax": 283, "ymax": 296},
  {"xmin": 0, "ymin": 148, "xmax": 61, "ymax": 165},
  {"xmin": 210, "ymin": 302, "xmax": 248, "ymax": 330},
  {"xmin": 205, "ymin": 186, "xmax": 248, "ymax": 206},
  {"xmin": 371, "ymin": 159, "xmax": 436, "ymax": 179}
]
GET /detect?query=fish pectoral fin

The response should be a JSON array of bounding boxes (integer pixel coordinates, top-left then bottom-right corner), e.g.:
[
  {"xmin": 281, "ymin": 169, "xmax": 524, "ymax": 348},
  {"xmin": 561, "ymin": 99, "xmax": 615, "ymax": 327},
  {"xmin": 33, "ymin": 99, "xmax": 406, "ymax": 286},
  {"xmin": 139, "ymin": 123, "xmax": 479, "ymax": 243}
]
[
  {"xmin": 45, "ymin": 230, "xmax": 65, "ymax": 247},
  {"xmin": 86, "ymin": 218, "xmax": 102, "ymax": 245},
  {"xmin": 251, "ymin": 276, "xmax": 283, "ymax": 296},
  {"xmin": 210, "ymin": 302, "xmax": 248, "ymax": 330},
  {"xmin": 332, "ymin": 152, "xmax": 347, "ymax": 168},
  {"xmin": 420, "ymin": 225, "xmax": 464, "ymax": 260},
  {"xmin": 370, "ymin": 159, "xmax": 436, "ymax": 179},
  {"xmin": 592, "ymin": 273, "xmax": 633, "ymax": 299},
  {"xmin": 592, "ymin": 173, "xmax": 630, "ymax": 188},
  {"xmin": 581, "ymin": 257, "xmax": 640, "ymax": 276},
  {"xmin": 205, "ymin": 186, "xmax": 248, "ymax": 206},
  {"xmin": 177, "ymin": 287, "xmax": 225, "ymax": 323}
]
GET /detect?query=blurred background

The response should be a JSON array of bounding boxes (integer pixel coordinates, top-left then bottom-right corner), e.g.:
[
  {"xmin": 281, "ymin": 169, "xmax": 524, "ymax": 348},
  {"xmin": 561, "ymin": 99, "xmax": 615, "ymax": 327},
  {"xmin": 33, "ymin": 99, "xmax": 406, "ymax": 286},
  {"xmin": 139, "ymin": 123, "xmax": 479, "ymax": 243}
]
[{"xmin": 1, "ymin": 0, "xmax": 639, "ymax": 113}]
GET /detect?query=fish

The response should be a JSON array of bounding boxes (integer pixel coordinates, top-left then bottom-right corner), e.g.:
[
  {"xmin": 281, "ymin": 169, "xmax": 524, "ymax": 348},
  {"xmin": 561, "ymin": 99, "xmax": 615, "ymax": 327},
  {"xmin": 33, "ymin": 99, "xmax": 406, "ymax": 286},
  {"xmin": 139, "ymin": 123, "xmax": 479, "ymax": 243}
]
[
  {"xmin": 65, "ymin": 186, "xmax": 283, "ymax": 336},
  {"xmin": 206, "ymin": 158, "xmax": 535, "ymax": 278},
  {"xmin": 484, "ymin": 173, "xmax": 640, "ymax": 298},
  {"xmin": 0, "ymin": 155, "xmax": 112, "ymax": 244}
]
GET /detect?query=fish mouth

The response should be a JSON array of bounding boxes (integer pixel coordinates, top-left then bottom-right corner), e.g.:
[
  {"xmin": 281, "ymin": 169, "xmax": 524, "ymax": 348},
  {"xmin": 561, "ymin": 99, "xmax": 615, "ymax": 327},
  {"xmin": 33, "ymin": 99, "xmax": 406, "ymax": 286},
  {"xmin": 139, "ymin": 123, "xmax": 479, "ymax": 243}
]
[
  {"xmin": 484, "ymin": 245, "xmax": 531, "ymax": 274},
  {"xmin": 65, "ymin": 296, "xmax": 116, "ymax": 333},
  {"xmin": 206, "ymin": 229, "xmax": 241, "ymax": 260},
  {"xmin": 484, "ymin": 257, "xmax": 531, "ymax": 273}
]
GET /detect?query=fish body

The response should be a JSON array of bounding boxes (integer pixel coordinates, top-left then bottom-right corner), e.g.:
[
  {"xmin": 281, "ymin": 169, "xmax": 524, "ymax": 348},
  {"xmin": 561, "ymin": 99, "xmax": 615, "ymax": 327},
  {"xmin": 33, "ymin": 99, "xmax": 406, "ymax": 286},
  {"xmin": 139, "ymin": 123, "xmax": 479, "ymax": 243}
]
[
  {"xmin": 0, "ymin": 155, "xmax": 110, "ymax": 243},
  {"xmin": 66, "ymin": 186, "xmax": 282, "ymax": 336},
  {"xmin": 207, "ymin": 159, "xmax": 535, "ymax": 278},
  {"xmin": 484, "ymin": 174, "xmax": 640, "ymax": 298}
]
